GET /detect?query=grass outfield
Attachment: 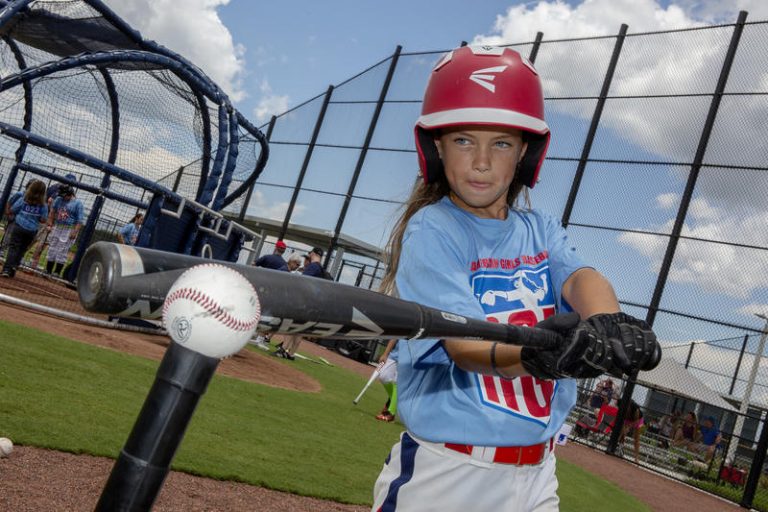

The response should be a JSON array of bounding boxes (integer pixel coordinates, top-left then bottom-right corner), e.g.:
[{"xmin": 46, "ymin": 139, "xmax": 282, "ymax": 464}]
[{"xmin": 0, "ymin": 319, "xmax": 649, "ymax": 510}]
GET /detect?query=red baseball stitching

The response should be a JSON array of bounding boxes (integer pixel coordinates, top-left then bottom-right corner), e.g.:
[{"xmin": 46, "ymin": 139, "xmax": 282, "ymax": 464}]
[{"xmin": 163, "ymin": 264, "xmax": 260, "ymax": 331}]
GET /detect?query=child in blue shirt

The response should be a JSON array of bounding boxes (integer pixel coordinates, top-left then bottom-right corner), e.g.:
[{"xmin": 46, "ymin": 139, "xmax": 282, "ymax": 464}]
[
  {"xmin": 372, "ymin": 46, "xmax": 661, "ymax": 511},
  {"xmin": 46, "ymin": 184, "xmax": 84, "ymax": 277},
  {"xmin": 117, "ymin": 212, "xmax": 144, "ymax": 246},
  {"xmin": 2, "ymin": 180, "xmax": 48, "ymax": 278}
]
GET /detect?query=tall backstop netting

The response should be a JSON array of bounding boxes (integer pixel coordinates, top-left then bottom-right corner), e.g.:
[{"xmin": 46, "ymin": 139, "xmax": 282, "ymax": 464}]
[{"xmin": 228, "ymin": 12, "xmax": 768, "ymax": 508}]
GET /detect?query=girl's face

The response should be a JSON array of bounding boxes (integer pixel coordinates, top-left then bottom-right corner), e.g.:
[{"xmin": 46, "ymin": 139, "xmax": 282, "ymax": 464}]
[{"xmin": 435, "ymin": 125, "xmax": 527, "ymax": 220}]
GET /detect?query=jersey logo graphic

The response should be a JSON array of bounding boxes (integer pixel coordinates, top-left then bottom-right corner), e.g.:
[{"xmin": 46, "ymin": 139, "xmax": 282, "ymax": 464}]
[
  {"xmin": 469, "ymin": 65, "xmax": 507, "ymax": 93},
  {"xmin": 476, "ymin": 374, "xmax": 556, "ymax": 426},
  {"xmin": 472, "ymin": 266, "xmax": 555, "ymax": 327},
  {"xmin": 471, "ymin": 263, "xmax": 557, "ymax": 425}
]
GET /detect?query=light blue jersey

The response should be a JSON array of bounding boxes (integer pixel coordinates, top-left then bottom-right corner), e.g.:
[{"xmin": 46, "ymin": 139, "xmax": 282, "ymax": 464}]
[
  {"xmin": 394, "ymin": 196, "xmax": 588, "ymax": 446},
  {"xmin": 51, "ymin": 196, "xmax": 84, "ymax": 227},
  {"xmin": 11, "ymin": 197, "xmax": 47, "ymax": 232},
  {"xmin": 119, "ymin": 222, "xmax": 140, "ymax": 245}
]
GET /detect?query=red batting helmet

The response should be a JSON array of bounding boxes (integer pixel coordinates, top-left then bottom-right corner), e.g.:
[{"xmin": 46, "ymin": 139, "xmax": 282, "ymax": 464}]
[{"xmin": 415, "ymin": 45, "xmax": 550, "ymax": 188}]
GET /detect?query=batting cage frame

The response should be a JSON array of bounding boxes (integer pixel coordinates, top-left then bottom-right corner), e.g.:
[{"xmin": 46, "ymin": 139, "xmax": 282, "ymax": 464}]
[{"xmin": 0, "ymin": 0, "xmax": 269, "ymax": 278}]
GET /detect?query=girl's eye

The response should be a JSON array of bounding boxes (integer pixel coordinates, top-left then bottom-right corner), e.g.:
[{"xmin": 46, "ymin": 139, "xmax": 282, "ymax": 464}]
[
  {"xmin": 495, "ymin": 140, "xmax": 512, "ymax": 149},
  {"xmin": 453, "ymin": 137, "xmax": 470, "ymax": 145}
]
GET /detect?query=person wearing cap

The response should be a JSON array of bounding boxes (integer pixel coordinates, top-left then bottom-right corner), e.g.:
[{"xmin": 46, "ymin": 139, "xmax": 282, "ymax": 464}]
[
  {"xmin": 254, "ymin": 239, "xmax": 289, "ymax": 271},
  {"xmin": 301, "ymin": 247, "xmax": 325, "ymax": 278},
  {"xmin": 27, "ymin": 173, "xmax": 77, "ymax": 271},
  {"xmin": 696, "ymin": 416, "xmax": 722, "ymax": 461},
  {"xmin": 275, "ymin": 246, "xmax": 328, "ymax": 360},
  {"xmin": 45, "ymin": 181, "xmax": 84, "ymax": 277},
  {"xmin": 251, "ymin": 240, "xmax": 290, "ymax": 349}
]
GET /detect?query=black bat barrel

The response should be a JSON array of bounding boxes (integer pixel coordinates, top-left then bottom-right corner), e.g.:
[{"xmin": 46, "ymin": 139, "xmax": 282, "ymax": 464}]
[{"xmin": 77, "ymin": 242, "xmax": 560, "ymax": 349}]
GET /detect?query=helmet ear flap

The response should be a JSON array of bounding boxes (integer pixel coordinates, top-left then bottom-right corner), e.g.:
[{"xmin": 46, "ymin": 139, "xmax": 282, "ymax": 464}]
[
  {"xmin": 415, "ymin": 126, "xmax": 444, "ymax": 184},
  {"xmin": 517, "ymin": 132, "xmax": 550, "ymax": 188}
]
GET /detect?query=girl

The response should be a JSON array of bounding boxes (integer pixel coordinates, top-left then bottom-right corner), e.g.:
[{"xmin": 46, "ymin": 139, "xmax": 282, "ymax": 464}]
[
  {"xmin": 371, "ymin": 46, "xmax": 660, "ymax": 511},
  {"xmin": 46, "ymin": 184, "xmax": 84, "ymax": 277},
  {"xmin": 117, "ymin": 212, "xmax": 143, "ymax": 246},
  {"xmin": 1, "ymin": 180, "xmax": 48, "ymax": 278}
]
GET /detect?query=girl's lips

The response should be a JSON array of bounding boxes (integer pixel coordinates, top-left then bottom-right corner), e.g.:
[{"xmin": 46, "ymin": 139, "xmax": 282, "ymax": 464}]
[{"xmin": 467, "ymin": 181, "xmax": 491, "ymax": 189}]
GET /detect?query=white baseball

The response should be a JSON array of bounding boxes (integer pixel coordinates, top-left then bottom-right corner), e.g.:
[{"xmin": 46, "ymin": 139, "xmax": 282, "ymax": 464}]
[
  {"xmin": 0, "ymin": 437, "xmax": 13, "ymax": 458},
  {"xmin": 163, "ymin": 264, "xmax": 261, "ymax": 359}
]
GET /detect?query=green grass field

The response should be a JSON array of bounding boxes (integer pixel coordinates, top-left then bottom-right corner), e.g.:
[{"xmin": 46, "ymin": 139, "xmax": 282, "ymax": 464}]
[{"xmin": 0, "ymin": 319, "xmax": 649, "ymax": 510}]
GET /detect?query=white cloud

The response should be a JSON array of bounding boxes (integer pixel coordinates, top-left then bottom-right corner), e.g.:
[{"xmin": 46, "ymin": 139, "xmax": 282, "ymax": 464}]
[
  {"xmin": 103, "ymin": 0, "xmax": 246, "ymax": 102},
  {"xmin": 619, "ymin": 195, "xmax": 768, "ymax": 298},
  {"xmin": 248, "ymin": 189, "xmax": 305, "ymax": 221},
  {"xmin": 252, "ymin": 80, "xmax": 289, "ymax": 123},
  {"xmin": 738, "ymin": 304, "xmax": 768, "ymax": 318},
  {"xmin": 656, "ymin": 192, "xmax": 679, "ymax": 209}
]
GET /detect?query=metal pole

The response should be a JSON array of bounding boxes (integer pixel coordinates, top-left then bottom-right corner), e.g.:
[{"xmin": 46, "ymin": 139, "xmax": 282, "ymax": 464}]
[
  {"xmin": 727, "ymin": 313, "xmax": 768, "ymax": 464},
  {"xmin": 729, "ymin": 334, "xmax": 750, "ymax": 395},
  {"xmin": 644, "ymin": 10, "xmax": 747, "ymax": 326},
  {"xmin": 325, "ymin": 46, "xmax": 402, "ymax": 267},
  {"xmin": 561, "ymin": 24, "xmax": 627, "ymax": 228},
  {"xmin": 280, "ymin": 85, "xmax": 334, "ymax": 240},
  {"xmin": 741, "ymin": 409, "xmax": 768, "ymax": 508}
]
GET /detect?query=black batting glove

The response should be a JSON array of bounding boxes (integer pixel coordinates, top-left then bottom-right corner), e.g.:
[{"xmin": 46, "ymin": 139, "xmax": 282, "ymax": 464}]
[
  {"xmin": 521, "ymin": 313, "xmax": 597, "ymax": 380},
  {"xmin": 586, "ymin": 312, "xmax": 661, "ymax": 374}
]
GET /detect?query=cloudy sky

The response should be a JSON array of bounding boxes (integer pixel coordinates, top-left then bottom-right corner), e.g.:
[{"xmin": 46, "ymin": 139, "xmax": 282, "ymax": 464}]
[{"xmin": 103, "ymin": 0, "xmax": 768, "ymax": 123}]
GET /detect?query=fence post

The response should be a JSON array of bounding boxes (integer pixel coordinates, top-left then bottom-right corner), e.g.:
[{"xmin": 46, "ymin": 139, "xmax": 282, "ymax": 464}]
[
  {"xmin": 644, "ymin": 10, "xmax": 747, "ymax": 326},
  {"xmin": 561, "ymin": 24, "xmax": 627, "ymax": 228},
  {"xmin": 238, "ymin": 115, "xmax": 276, "ymax": 222},
  {"xmin": 325, "ymin": 46, "xmax": 402, "ymax": 268},
  {"xmin": 279, "ymin": 85, "xmax": 334, "ymax": 240},
  {"xmin": 729, "ymin": 333, "xmax": 750, "ymax": 395},
  {"xmin": 741, "ymin": 409, "xmax": 768, "ymax": 508}
]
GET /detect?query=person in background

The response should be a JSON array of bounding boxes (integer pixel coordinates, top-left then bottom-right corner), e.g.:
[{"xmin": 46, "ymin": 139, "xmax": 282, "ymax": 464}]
[
  {"xmin": 376, "ymin": 339, "xmax": 399, "ymax": 422},
  {"xmin": 657, "ymin": 410, "xmax": 680, "ymax": 448},
  {"xmin": 1, "ymin": 181, "xmax": 33, "ymax": 259},
  {"xmin": 618, "ymin": 399, "xmax": 645, "ymax": 463},
  {"xmin": 589, "ymin": 378, "xmax": 615, "ymax": 417},
  {"xmin": 275, "ymin": 247, "xmax": 328, "ymax": 359},
  {"xmin": 696, "ymin": 416, "xmax": 722, "ymax": 462},
  {"xmin": 673, "ymin": 411, "xmax": 700, "ymax": 451},
  {"xmin": 45, "ymin": 184, "xmax": 84, "ymax": 277},
  {"xmin": 287, "ymin": 253, "xmax": 303, "ymax": 272},
  {"xmin": 117, "ymin": 212, "xmax": 143, "ymax": 246},
  {"xmin": 301, "ymin": 247, "xmax": 325, "ymax": 277},
  {"xmin": 254, "ymin": 239, "xmax": 288, "ymax": 271},
  {"xmin": 1, "ymin": 180, "xmax": 47, "ymax": 278},
  {"xmin": 253, "ymin": 240, "xmax": 291, "ymax": 349},
  {"xmin": 27, "ymin": 173, "xmax": 77, "ymax": 270}
]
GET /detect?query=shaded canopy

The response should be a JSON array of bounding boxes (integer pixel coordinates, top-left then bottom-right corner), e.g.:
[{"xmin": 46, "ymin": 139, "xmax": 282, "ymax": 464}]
[{"xmin": 638, "ymin": 357, "xmax": 737, "ymax": 412}]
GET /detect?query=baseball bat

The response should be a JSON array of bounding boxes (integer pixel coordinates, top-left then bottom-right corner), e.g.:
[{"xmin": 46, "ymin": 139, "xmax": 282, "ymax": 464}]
[
  {"xmin": 353, "ymin": 362, "xmax": 383, "ymax": 405},
  {"xmin": 77, "ymin": 242, "xmax": 561, "ymax": 349}
]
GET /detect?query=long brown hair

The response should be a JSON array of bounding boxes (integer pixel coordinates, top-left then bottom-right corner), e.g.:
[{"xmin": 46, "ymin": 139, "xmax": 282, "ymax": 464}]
[
  {"xmin": 379, "ymin": 169, "xmax": 530, "ymax": 295},
  {"xmin": 23, "ymin": 180, "xmax": 46, "ymax": 206}
]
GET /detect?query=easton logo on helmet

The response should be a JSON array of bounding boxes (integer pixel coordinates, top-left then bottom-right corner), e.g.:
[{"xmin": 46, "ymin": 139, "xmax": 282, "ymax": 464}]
[{"xmin": 469, "ymin": 65, "xmax": 507, "ymax": 93}]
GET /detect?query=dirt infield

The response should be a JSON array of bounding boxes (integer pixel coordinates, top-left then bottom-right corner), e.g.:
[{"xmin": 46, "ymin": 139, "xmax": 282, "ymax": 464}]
[{"xmin": 0, "ymin": 300, "xmax": 743, "ymax": 511}]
